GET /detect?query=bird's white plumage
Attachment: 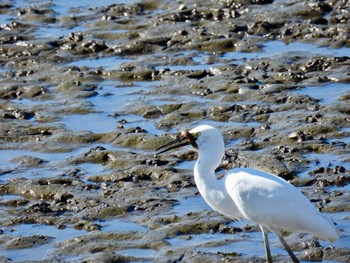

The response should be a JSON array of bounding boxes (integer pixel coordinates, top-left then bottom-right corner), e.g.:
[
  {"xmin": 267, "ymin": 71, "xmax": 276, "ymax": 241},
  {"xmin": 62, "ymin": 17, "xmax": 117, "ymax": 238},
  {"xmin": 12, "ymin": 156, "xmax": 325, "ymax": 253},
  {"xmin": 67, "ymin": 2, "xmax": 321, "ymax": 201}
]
[
  {"xmin": 190, "ymin": 124, "xmax": 339, "ymax": 244},
  {"xmin": 225, "ymin": 168, "xmax": 339, "ymax": 242}
]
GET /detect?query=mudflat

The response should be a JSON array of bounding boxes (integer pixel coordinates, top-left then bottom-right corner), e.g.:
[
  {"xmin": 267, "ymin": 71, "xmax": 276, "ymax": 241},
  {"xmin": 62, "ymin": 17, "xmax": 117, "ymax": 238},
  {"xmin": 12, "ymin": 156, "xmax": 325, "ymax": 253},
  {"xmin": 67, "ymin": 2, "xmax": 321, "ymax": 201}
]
[{"xmin": 0, "ymin": 0, "xmax": 349, "ymax": 262}]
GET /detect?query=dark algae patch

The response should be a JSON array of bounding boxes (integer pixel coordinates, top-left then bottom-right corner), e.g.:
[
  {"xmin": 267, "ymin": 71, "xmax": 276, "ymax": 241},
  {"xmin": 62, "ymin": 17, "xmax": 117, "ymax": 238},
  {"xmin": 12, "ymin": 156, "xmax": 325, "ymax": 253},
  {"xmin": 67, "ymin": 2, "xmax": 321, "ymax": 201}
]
[{"xmin": 0, "ymin": 0, "xmax": 349, "ymax": 262}]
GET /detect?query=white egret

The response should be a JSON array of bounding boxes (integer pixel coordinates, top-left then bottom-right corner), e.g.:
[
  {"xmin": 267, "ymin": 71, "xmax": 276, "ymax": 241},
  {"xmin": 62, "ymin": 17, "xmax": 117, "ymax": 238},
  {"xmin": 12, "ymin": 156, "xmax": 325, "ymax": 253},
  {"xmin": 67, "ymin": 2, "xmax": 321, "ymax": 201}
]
[{"xmin": 156, "ymin": 124, "xmax": 339, "ymax": 263}]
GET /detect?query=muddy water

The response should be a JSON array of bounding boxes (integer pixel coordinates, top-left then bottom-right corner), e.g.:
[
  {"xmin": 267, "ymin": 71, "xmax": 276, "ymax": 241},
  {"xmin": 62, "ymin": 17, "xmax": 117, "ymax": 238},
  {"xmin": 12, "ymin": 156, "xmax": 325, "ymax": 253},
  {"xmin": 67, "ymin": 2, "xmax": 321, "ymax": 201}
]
[{"xmin": 1, "ymin": 0, "xmax": 350, "ymax": 262}]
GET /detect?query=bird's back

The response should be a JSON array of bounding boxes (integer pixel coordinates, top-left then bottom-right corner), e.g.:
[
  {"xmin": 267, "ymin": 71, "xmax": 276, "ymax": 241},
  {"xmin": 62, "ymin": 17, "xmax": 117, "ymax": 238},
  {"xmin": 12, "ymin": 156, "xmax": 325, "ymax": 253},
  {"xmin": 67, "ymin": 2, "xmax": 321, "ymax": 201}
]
[{"xmin": 225, "ymin": 168, "xmax": 339, "ymax": 242}]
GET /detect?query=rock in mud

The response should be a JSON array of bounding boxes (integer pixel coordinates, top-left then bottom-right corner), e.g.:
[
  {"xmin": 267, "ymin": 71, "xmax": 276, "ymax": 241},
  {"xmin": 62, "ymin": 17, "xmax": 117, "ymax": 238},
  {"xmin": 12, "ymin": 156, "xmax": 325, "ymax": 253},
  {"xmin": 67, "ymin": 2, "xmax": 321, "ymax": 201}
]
[
  {"xmin": 5, "ymin": 235, "xmax": 54, "ymax": 249},
  {"xmin": 10, "ymin": 155, "xmax": 47, "ymax": 167}
]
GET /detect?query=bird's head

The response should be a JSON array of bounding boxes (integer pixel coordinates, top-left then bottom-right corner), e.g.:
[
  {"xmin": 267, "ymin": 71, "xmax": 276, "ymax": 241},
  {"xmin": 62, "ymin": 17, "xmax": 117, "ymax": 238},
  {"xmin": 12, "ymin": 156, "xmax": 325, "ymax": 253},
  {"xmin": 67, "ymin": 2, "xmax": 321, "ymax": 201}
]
[{"xmin": 156, "ymin": 125, "xmax": 223, "ymax": 154}]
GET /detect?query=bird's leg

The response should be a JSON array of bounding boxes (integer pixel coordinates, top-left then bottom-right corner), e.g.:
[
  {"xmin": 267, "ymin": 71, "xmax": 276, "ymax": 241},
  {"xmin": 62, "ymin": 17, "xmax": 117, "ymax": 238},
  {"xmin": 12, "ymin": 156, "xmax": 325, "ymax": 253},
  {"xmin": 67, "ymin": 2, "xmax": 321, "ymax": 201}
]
[
  {"xmin": 260, "ymin": 225, "xmax": 273, "ymax": 263},
  {"xmin": 274, "ymin": 231, "xmax": 300, "ymax": 263}
]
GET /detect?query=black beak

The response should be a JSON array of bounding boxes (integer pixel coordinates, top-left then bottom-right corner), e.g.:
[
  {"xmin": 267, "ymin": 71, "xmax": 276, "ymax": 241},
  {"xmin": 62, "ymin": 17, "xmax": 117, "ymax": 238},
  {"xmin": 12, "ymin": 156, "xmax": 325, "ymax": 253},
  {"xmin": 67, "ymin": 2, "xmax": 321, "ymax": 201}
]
[{"xmin": 156, "ymin": 135, "xmax": 189, "ymax": 155}]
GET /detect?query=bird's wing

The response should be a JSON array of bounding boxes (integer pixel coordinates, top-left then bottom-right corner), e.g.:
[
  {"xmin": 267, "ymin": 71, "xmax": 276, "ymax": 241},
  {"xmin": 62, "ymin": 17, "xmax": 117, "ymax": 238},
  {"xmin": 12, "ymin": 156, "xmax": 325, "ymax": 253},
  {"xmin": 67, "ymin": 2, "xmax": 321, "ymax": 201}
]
[{"xmin": 224, "ymin": 168, "xmax": 338, "ymax": 240}]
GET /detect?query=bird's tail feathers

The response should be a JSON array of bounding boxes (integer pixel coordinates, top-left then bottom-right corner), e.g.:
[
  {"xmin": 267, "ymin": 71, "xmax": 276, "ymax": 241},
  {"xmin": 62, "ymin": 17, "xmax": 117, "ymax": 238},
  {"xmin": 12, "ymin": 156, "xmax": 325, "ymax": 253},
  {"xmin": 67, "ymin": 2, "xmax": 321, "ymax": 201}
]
[{"xmin": 314, "ymin": 217, "xmax": 340, "ymax": 243}]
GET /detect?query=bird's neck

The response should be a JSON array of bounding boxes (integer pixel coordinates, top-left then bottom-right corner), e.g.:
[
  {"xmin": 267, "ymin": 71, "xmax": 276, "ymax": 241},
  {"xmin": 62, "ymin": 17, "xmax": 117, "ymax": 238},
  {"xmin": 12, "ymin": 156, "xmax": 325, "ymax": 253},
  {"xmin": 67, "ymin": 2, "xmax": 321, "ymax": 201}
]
[
  {"xmin": 193, "ymin": 145, "xmax": 226, "ymax": 207},
  {"xmin": 195, "ymin": 141, "xmax": 224, "ymax": 176}
]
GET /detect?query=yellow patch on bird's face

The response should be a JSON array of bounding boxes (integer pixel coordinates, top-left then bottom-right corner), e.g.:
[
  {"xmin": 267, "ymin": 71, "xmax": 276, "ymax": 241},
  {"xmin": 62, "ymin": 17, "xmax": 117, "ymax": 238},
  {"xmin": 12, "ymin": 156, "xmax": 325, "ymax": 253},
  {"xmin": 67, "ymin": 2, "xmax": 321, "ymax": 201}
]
[{"xmin": 192, "ymin": 132, "xmax": 201, "ymax": 138}]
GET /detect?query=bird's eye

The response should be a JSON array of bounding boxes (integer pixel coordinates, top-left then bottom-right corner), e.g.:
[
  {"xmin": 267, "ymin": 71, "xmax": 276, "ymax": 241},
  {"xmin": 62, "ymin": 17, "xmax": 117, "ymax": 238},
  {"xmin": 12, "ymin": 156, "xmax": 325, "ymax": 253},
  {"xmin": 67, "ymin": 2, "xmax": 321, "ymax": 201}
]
[{"xmin": 193, "ymin": 132, "xmax": 201, "ymax": 138}]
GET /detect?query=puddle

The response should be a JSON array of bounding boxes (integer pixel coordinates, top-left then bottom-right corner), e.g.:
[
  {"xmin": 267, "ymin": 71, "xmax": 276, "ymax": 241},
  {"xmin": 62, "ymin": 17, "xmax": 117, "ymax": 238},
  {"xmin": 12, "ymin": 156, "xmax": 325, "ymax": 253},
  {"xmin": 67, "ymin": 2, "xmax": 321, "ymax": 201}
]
[
  {"xmin": 0, "ymin": 144, "xmax": 116, "ymax": 181},
  {"xmin": 67, "ymin": 56, "xmax": 132, "ymax": 70},
  {"xmin": 99, "ymin": 218, "xmax": 148, "ymax": 232},
  {"xmin": 156, "ymin": 64, "xmax": 220, "ymax": 72},
  {"xmin": 5, "ymin": 0, "xmax": 139, "ymax": 41},
  {"xmin": 0, "ymin": 194, "xmax": 24, "ymax": 201},
  {"xmin": 78, "ymin": 162, "xmax": 110, "ymax": 176},
  {"xmin": 293, "ymin": 83, "xmax": 350, "ymax": 104},
  {"xmin": 329, "ymin": 183, "xmax": 350, "ymax": 193},
  {"xmin": 199, "ymin": 233, "xmax": 286, "ymax": 257},
  {"xmin": 34, "ymin": 25, "xmax": 85, "ymax": 39},
  {"xmin": 10, "ymin": 0, "xmax": 139, "ymax": 17},
  {"xmin": 1, "ymin": 166, "xmax": 58, "ymax": 181},
  {"xmin": 12, "ymin": 97, "xmax": 57, "ymax": 107},
  {"xmin": 261, "ymin": 41, "xmax": 350, "ymax": 57},
  {"xmin": 193, "ymin": 119, "xmax": 258, "ymax": 128},
  {"xmin": 116, "ymin": 114, "xmax": 165, "ymax": 135},
  {"xmin": 155, "ymin": 51, "xmax": 222, "ymax": 71},
  {"xmin": 167, "ymin": 230, "xmax": 288, "ymax": 259},
  {"xmin": 298, "ymin": 152, "xmax": 350, "ymax": 178},
  {"xmin": 172, "ymin": 195, "xmax": 211, "ymax": 216},
  {"xmin": 151, "ymin": 94, "xmax": 214, "ymax": 105},
  {"xmin": 0, "ymin": 223, "xmax": 87, "ymax": 261},
  {"xmin": 117, "ymin": 248, "xmax": 158, "ymax": 259},
  {"xmin": 319, "ymin": 212, "xmax": 350, "ymax": 253},
  {"xmin": 62, "ymin": 113, "xmax": 164, "ymax": 135},
  {"xmin": 0, "ymin": 148, "xmax": 73, "ymax": 167},
  {"xmin": 61, "ymin": 113, "xmax": 118, "ymax": 133},
  {"xmin": 174, "ymin": 160, "xmax": 196, "ymax": 171},
  {"xmin": 0, "ymin": 144, "xmax": 115, "ymax": 166},
  {"xmin": 59, "ymin": 80, "xmax": 165, "ymax": 134},
  {"xmin": 51, "ymin": 0, "xmax": 138, "ymax": 13},
  {"xmin": 156, "ymin": 41, "xmax": 350, "ymax": 70},
  {"xmin": 222, "ymin": 40, "xmax": 350, "ymax": 62},
  {"xmin": 0, "ymin": 217, "xmax": 150, "ymax": 261},
  {"xmin": 90, "ymin": 82, "xmax": 154, "ymax": 113},
  {"xmin": 0, "ymin": 14, "xmax": 13, "ymax": 25}
]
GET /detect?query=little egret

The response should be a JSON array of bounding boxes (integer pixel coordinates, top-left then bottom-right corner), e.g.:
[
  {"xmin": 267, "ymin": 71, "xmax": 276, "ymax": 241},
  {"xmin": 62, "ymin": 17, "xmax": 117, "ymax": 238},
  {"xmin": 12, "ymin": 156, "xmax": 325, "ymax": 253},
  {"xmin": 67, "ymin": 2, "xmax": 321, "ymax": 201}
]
[{"xmin": 156, "ymin": 124, "xmax": 339, "ymax": 263}]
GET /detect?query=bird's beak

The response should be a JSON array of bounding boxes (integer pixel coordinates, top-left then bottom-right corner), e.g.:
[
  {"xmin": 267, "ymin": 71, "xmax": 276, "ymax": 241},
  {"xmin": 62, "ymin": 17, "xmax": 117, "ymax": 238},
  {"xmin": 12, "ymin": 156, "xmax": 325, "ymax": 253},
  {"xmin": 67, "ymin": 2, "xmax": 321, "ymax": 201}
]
[
  {"xmin": 156, "ymin": 129, "xmax": 198, "ymax": 155},
  {"xmin": 155, "ymin": 134, "xmax": 189, "ymax": 155}
]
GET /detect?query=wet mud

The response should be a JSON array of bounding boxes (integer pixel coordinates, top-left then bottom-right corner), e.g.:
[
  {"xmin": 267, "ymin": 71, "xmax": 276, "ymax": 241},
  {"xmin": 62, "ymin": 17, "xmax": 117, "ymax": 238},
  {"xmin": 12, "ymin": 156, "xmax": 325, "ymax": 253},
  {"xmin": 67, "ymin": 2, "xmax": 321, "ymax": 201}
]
[{"xmin": 0, "ymin": 0, "xmax": 350, "ymax": 262}]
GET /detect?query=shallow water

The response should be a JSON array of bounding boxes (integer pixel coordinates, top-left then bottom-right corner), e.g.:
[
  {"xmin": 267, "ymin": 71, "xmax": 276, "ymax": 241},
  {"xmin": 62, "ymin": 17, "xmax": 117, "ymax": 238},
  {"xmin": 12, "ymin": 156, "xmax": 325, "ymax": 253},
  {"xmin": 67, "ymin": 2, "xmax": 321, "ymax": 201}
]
[
  {"xmin": 34, "ymin": 25, "xmax": 86, "ymax": 39},
  {"xmin": 90, "ymin": 81, "xmax": 156, "ymax": 113},
  {"xmin": 67, "ymin": 56, "xmax": 132, "ymax": 70},
  {"xmin": 298, "ymin": 152, "xmax": 350, "ymax": 178},
  {"xmin": 222, "ymin": 40, "xmax": 350, "ymax": 62},
  {"xmin": 100, "ymin": 218, "xmax": 148, "ymax": 232},
  {"xmin": 294, "ymin": 83, "xmax": 350, "ymax": 104},
  {"xmin": 0, "ymin": 224, "xmax": 87, "ymax": 261},
  {"xmin": 0, "ymin": 143, "xmax": 115, "ymax": 181},
  {"xmin": 61, "ymin": 81, "xmax": 161, "ymax": 133},
  {"xmin": 62, "ymin": 113, "xmax": 118, "ymax": 133},
  {"xmin": 117, "ymin": 248, "xmax": 158, "ymax": 259}
]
